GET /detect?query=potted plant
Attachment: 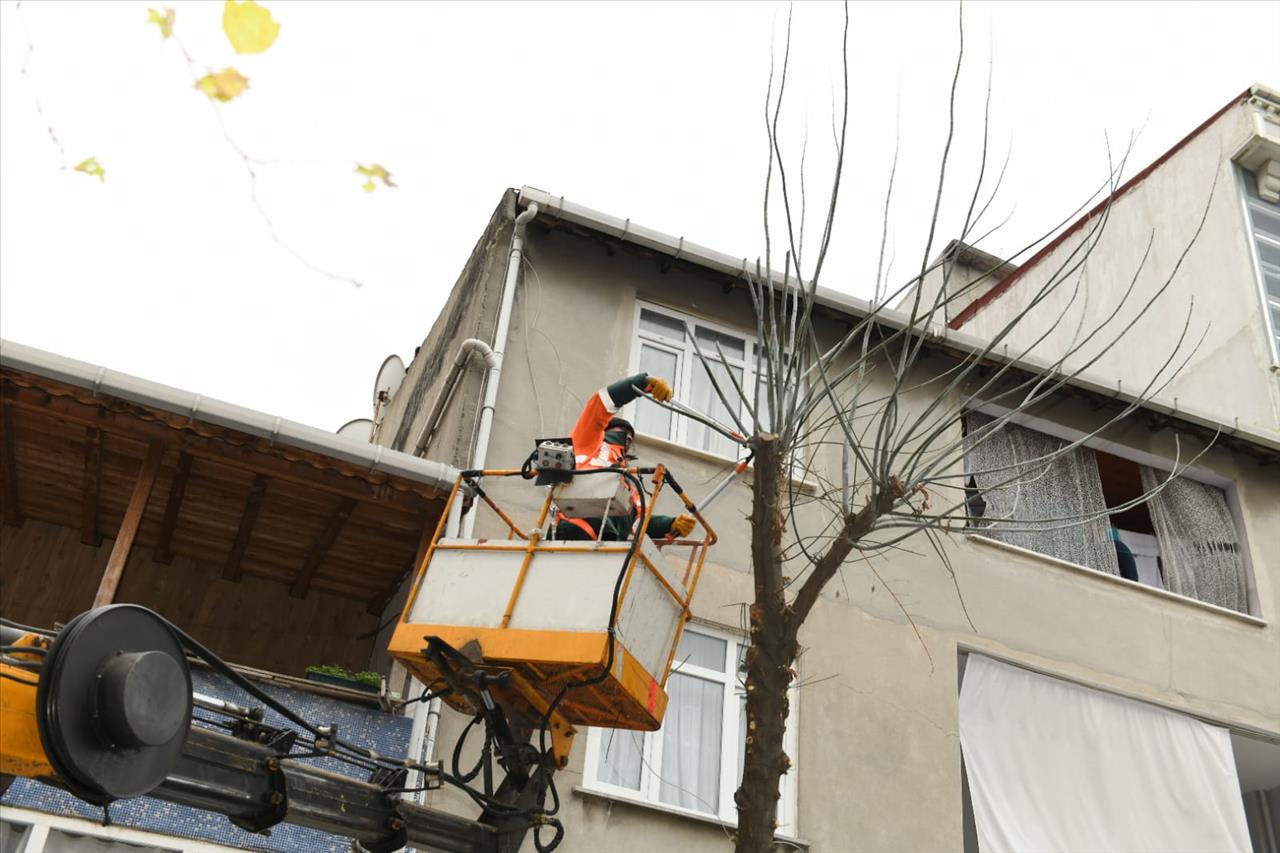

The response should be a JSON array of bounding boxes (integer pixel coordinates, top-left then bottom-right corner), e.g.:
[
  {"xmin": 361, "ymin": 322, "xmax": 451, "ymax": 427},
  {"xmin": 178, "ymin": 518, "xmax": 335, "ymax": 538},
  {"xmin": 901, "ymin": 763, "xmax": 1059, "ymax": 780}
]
[{"xmin": 304, "ymin": 664, "xmax": 382, "ymax": 694}]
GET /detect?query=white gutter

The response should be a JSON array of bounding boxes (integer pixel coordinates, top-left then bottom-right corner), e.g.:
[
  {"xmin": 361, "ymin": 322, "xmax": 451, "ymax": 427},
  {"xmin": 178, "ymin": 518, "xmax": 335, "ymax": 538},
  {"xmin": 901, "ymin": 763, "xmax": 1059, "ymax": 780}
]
[
  {"xmin": 516, "ymin": 186, "xmax": 1280, "ymax": 453},
  {"xmin": 459, "ymin": 201, "xmax": 539, "ymax": 538},
  {"xmin": 0, "ymin": 339, "xmax": 461, "ymax": 492}
]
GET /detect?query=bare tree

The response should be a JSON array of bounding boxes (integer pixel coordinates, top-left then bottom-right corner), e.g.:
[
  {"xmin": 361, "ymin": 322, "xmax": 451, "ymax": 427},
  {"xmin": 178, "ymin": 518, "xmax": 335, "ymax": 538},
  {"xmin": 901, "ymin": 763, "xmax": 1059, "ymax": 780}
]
[{"xmin": 642, "ymin": 6, "xmax": 1216, "ymax": 851}]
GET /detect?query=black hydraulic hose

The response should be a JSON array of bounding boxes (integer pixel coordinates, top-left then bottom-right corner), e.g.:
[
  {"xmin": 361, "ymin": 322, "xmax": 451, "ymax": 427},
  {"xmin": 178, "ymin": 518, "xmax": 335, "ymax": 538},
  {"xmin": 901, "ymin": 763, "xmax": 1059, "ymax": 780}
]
[
  {"xmin": 0, "ymin": 617, "xmax": 58, "ymax": 637},
  {"xmin": 534, "ymin": 466, "xmax": 648, "ymax": 775},
  {"xmin": 452, "ymin": 713, "xmax": 487, "ymax": 783},
  {"xmin": 534, "ymin": 816, "xmax": 565, "ymax": 853},
  {"xmin": 162, "ymin": 618, "xmax": 417, "ymax": 772},
  {"xmin": 458, "ymin": 462, "xmax": 650, "ymax": 825}
]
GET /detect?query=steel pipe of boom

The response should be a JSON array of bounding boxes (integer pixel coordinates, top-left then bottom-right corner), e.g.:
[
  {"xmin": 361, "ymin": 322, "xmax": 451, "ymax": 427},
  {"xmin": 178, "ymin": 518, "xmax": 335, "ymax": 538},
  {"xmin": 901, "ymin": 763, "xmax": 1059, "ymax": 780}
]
[{"xmin": 148, "ymin": 726, "xmax": 498, "ymax": 853}]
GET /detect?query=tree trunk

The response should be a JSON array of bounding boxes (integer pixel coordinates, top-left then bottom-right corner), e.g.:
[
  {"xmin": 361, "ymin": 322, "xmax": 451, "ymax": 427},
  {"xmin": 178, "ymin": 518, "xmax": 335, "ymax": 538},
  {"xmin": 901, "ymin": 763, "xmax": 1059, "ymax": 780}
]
[{"xmin": 734, "ymin": 435, "xmax": 797, "ymax": 853}]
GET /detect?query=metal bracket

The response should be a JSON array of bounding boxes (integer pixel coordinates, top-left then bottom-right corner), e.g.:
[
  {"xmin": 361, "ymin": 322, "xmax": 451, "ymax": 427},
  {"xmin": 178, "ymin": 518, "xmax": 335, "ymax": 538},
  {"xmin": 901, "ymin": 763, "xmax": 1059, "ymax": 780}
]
[{"xmin": 228, "ymin": 757, "xmax": 288, "ymax": 834}]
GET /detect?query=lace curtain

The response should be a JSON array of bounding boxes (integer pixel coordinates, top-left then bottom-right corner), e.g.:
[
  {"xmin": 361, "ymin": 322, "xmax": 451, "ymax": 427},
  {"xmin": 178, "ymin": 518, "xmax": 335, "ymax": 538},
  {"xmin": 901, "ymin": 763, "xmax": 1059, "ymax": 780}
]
[
  {"xmin": 1139, "ymin": 467, "xmax": 1248, "ymax": 612},
  {"xmin": 964, "ymin": 413, "xmax": 1118, "ymax": 574}
]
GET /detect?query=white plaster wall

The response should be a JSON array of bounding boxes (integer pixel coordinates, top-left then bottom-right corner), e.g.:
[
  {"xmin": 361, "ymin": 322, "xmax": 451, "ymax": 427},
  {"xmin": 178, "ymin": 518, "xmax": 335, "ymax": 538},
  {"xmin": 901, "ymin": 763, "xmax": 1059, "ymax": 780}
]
[
  {"xmin": 409, "ymin": 210, "xmax": 1279, "ymax": 852},
  {"xmin": 961, "ymin": 99, "xmax": 1280, "ymax": 439}
]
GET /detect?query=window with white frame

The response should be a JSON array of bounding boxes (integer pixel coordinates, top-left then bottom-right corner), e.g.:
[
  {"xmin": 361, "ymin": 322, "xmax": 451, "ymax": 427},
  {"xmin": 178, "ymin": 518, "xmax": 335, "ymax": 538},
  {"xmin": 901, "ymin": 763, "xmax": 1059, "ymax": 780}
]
[
  {"xmin": 582, "ymin": 624, "xmax": 798, "ymax": 837},
  {"xmin": 632, "ymin": 303, "xmax": 798, "ymax": 460},
  {"xmin": 962, "ymin": 410, "xmax": 1253, "ymax": 614},
  {"xmin": 1240, "ymin": 166, "xmax": 1280, "ymax": 362}
]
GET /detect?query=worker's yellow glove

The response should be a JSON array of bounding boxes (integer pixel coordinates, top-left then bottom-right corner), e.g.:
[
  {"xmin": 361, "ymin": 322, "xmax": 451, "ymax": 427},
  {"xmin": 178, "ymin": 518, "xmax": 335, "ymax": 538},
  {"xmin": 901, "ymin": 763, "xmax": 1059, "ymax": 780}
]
[
  {"xmin": 669, "ymin": 514, "xmax": 696, "ymax": 538},
  {"xmin": 645, "ymin": 376, "xmax": 673, "ymax": 403}
]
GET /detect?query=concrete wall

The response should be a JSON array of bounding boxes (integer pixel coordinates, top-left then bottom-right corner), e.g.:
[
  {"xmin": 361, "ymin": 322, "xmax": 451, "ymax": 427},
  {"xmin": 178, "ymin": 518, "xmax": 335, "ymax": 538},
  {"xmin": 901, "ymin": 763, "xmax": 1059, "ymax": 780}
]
[
  {"xmin": 394, "ymin": 202, "xmax": 1279, "ymax": 851},
  {"xmin": 960, "ymin": 97, "xmax": 1280, "ymax": 440},
  {"xmin": 378, "ymin": 191, "xmax": 516, "ymax": 465}
]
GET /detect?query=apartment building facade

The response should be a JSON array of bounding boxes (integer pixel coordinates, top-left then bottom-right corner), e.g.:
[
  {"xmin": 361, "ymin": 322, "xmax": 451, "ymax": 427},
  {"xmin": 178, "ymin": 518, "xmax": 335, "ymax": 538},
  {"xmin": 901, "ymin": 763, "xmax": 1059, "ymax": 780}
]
[{"xmin": 375, "ymin": 86, "xmax": 1279, "ymax": 852}]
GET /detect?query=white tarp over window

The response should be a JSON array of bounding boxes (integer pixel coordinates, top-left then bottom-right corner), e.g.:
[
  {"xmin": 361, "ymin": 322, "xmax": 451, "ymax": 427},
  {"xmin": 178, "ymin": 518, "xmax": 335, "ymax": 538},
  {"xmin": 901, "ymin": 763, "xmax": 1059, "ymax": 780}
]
[{"xmin": 959, "ymin": 655, "xmax": 1251, "ymax": 852}]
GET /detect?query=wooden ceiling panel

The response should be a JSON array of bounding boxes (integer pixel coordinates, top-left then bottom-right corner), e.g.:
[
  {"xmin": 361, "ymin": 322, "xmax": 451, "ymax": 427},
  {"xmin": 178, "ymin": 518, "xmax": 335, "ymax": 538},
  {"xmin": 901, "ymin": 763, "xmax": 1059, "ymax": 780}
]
[{"xmin": 2, "ymin": 369, "xmax": 450, "ymax": 630}]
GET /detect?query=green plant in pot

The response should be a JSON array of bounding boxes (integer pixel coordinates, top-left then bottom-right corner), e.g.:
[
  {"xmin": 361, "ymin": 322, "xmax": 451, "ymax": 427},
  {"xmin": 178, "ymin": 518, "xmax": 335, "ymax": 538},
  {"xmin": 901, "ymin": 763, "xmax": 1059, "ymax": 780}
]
[{"xmin": 304, "ymin": 664, "xmax": 382, "ymax": 693}]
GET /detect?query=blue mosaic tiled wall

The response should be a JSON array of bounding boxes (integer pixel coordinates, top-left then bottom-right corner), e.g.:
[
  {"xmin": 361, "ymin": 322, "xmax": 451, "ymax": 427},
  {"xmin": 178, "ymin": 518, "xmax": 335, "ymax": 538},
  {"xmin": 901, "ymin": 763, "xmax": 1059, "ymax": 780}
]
[{"xmin": 2, "ymin": 669, "xmax": 414, "ymax": 852}]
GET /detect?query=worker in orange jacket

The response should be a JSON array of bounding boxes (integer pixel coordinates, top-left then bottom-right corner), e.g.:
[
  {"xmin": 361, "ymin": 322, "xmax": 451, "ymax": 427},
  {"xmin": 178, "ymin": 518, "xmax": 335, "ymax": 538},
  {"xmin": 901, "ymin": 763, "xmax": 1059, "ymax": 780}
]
[{"xmin": 555, "ymin": 372, "xmax": 697, "ymax": 542}]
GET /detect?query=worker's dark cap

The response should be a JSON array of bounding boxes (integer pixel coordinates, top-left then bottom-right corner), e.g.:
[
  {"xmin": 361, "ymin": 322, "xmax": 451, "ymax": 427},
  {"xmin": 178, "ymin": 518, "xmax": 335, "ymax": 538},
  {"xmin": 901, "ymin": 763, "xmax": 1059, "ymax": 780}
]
[{"xmin": 606, "ymin": 417, "xmax": 635, "ymax": 439}]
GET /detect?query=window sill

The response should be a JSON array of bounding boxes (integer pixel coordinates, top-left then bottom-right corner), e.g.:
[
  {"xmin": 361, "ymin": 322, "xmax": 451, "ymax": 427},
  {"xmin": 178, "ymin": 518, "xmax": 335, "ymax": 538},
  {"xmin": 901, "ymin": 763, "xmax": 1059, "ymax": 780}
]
[
  {"xmin": 633, "ymin": 432, "xmax": 818, "ymax": 495},
  {"xmin": 965, "ymin": 534, "xmax": 1267, "ymax": 627},
  {"xmin": 572, "ymin": 785, "xmax": 809, "ymax": 848}
]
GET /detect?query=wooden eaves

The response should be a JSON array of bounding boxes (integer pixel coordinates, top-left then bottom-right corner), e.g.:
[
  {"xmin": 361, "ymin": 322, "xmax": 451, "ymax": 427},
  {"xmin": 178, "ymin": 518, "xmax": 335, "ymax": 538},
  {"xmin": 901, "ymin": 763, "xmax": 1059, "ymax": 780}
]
[{"xmin": 0, "ymin": 340, "xmax": 459, "ymax": 672}]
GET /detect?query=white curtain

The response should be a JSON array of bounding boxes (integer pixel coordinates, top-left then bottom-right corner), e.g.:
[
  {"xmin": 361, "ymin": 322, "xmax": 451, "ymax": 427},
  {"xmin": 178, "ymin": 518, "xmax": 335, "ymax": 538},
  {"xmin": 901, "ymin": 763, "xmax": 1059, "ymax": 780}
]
[
  {"xmin": 659, "ymin": 672, "xmax": 722, "ymax": 813},
  {"xmin": 597, "ymin": 727, "xmax": 644, "ymax": 791},
  {"xmin": 636, "ymin": 344, "xmax": 678, "ymax": 439},
  {"xmin": 964, "ymin": 413, "xmax": 1118, "ymax": 574},
  {"xmin": 960, "ymin": 655, "xmax": 1251, "ymax": 852},
  {"xmin": 1139, "ymin": 467, "xmax": 1248, "ymax": 612},
  {"xmin": 687, "ymin": 360, "xmax": 743, "ymax": 459}
]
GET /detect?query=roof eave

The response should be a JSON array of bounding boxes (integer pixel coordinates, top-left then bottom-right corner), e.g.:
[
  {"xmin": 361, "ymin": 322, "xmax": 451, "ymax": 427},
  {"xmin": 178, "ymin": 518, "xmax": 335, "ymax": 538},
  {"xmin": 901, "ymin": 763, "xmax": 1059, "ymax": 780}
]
[
  {"xmin": 514, "ymin": 186, "xmax": 1280, "ymax": 457},
  {"xmin": 0, "ymin": 339, "xmax": 460, "ymax": 495}
]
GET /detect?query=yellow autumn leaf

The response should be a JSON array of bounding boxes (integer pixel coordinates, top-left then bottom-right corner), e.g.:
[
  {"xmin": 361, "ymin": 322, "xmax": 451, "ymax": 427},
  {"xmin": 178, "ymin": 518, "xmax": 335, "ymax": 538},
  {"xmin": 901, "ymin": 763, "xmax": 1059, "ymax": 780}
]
[
  {"xmin": 74, "ymin": 156, "xmax": 105, "ymax": 182},
  {"xmin": 355, "ymin": 164, "xmax": 396, "ymax": 192},
  {"xmin": 145, "ymin": 8, "xmax": 175, "ymax": 38},
  {"xmin": 195, "ymin": 68, "xmax": 250, "ymax": 102},
  {"xmin": 223, "ymin": 0, "xmax": 279, "ymax": 54}
]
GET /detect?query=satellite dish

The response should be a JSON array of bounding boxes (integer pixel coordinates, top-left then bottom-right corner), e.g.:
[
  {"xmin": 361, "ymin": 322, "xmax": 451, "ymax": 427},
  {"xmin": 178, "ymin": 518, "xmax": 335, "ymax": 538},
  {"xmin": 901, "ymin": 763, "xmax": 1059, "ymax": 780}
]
[
  {"xmin": 373, "ymin": 355, "xmax": 406, "ymax": 406},
  {"xmin": 337, "ymin": 418, "xmax": 375, "ymax": 441}
]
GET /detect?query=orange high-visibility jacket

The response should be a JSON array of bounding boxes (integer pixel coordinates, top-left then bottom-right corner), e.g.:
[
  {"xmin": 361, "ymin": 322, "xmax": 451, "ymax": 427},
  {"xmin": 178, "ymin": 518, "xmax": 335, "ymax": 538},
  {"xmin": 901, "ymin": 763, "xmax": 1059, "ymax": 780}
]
[{"xmin": 558, "ymin": 373, "xmax": 676, "ymax": 540}]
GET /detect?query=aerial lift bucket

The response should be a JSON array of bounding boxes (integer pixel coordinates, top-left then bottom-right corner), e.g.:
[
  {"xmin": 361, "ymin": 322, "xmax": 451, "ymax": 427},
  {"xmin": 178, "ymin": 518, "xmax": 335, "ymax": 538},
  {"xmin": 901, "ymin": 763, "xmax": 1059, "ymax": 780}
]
[{"xmin": 387, "ymin": 463, "xmax": 715, "ymax": 765}]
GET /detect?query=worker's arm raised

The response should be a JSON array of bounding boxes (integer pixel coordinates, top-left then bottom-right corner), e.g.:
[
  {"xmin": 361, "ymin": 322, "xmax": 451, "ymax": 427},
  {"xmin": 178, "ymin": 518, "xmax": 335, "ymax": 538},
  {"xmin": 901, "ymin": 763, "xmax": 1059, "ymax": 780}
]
[{"xmin": 570, "ymin": 372, "xmax": 670, "ymax": 455}]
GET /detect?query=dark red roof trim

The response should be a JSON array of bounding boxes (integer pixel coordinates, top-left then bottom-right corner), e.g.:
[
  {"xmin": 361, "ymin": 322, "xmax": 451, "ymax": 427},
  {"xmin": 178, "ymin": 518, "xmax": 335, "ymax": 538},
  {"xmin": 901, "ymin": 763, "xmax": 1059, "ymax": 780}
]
[{"xmin": 948, "ymin": 87, "xmax": 1252, "ymax": 329}]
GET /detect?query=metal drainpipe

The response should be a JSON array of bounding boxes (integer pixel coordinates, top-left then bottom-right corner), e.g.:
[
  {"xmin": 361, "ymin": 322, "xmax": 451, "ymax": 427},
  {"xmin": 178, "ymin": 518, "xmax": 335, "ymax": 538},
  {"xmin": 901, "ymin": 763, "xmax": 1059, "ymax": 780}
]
[
  {"xmin": 412, "ymin": 338, "xmax": 499, "ymax": 459},
  {"xmin": 408, "ymin": 201, "xmax": 539, "ymax": 796},
  {"xmin": 460, "ymin": 201, "xmax": 538, "ymax": 539},
  {"xmin": 407, "ymin": 506, "xmax": 459, "ymax": 807}
]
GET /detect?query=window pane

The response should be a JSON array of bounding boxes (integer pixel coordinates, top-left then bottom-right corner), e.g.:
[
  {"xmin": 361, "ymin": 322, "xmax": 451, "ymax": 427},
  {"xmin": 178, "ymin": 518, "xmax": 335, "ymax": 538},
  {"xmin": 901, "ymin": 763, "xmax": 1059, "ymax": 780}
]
[
  {"xmin": 674, "ymin": 629, "xmax": 726, "ymax": 671},
  {"xmin": 597, "ymin": 727, "xmax": 644, "ymax": 791},
  {"xmin": 1256, "ymin": 238, "xmax": 1280, "ymax": 270},
  {"xmin": 636, "ymin": 345, "xmax": 678, "ymax": 439},
  {"xmin": 640, "ymin": 309, "xmax": 687, "ymax": 342},
  {"xmin": 695, "ymin": 326, "xmax": 746, "ymax": 361},
  {"xmin": 45, "ymin": 829, "xmax": 181, "ymax": 851},
  {"xmin": 659, "ymin": 672, "xmax": 723, "ymax": 813},
  {"xmin": 1251, "ymin": 208, "xmax": 1280, "ymax": 241},
  {"xmin": 0, "ymin": 822, "xmax": 32, "ymax": 853},
  {"xmin": 688, "ymin": 360, "xmax": 744, "ymax": 458},
  {"xmin": 1264, "ymin": 269, "xmax": 1280, "ymax": 303}
]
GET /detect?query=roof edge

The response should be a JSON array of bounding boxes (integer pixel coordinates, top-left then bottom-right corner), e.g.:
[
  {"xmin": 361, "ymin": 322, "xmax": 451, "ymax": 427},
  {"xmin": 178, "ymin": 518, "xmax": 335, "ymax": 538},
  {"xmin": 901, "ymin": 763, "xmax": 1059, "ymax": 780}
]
[
  {"xmin": 515, "ymin": 186, "xmax": 1280, "ymax": 456},
  {"xmin": 947, "ymin": 86, "xmax": 1253, "ymax": 330},
  {"xmin": 0, "ymin": 339, "xmax": 460, "ymax": 495}
]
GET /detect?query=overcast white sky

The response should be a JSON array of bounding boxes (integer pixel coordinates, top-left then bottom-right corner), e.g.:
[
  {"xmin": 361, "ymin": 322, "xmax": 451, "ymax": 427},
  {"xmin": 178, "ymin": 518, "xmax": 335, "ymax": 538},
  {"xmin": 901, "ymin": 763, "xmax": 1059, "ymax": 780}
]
[{"xmin": 2, "ymin": 1, "xmax": 1277, "ymax": 433}]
